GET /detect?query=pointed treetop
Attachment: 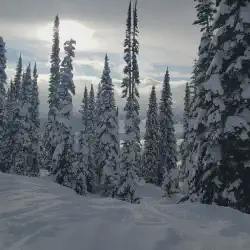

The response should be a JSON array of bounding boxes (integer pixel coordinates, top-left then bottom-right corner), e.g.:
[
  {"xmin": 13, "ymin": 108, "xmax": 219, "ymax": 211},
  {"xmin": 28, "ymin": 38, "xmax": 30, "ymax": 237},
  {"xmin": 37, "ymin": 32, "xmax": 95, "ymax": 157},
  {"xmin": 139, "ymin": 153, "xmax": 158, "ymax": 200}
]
[
  {"xmin": 133, "ymin": 0, "xmax": 138, "ymax": 28},
  {"xmin": 89, "ymin": 84, "xmax": 95, "ymax": 98},
  {"xmin": 33, "ymin": 63, "xmax": 38, "ymax": 78},
  {"xmin": 164, "ymin": 67, "xmax": 170, "ymax": 80},
  {"xmin": 102, "ymin": 54, "xmax": 110, "ymax": 76},
  {"xmin": 84, "ymin": 85, "xmax": 88, "ymax": 101},
  {"xmin": 126, "ymin": 0, "xmax": 132, "ymax": 26},
  {"xmin": 54, "ymin": 15, "xmax": 60, "ymax": 26}
]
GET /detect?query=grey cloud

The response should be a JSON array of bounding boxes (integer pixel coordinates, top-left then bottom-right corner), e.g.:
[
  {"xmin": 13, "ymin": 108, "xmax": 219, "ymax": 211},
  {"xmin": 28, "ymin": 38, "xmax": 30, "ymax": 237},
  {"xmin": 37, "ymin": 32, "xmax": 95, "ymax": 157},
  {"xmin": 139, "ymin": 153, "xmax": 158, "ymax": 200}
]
[
  {"xmin": 1, "ymin": 0, "xmax": 195, "ymax": 26},
  {"xmin": 143, "ymin": 77, "xmax": 161, "ymax": 87}
]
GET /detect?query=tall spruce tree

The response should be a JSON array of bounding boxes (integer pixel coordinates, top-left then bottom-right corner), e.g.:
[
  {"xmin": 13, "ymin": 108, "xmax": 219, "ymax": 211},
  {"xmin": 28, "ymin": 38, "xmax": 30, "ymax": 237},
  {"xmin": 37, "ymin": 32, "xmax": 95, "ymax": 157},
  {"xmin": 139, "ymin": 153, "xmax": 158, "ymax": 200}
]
[
  {"xmin": 14, "ymin": 64, "xmax": 33, "ymax": 176},
  {"xmin": 189, "ymin": 0, "xmax": 250, "ymax": 214},
  {"xmin": 52, "ymin": 39, "xmax": 76, "ymax": 188},
  {"xmin": 0, "ymin": 80, "xmax": 16, "ymax": 173},
  {"xmin": 159, "ymin": 68, "xmax": 178, "ymax": 195},
  {"xmin": 86, "ymin": 84, "xmax": 96, "ymax": 134},
  {"xmin": 0, "ymin": 37, "xmax": 7, "ymax": 145},
  {"xmin": 42, "ymin": 15, "xmax": 61, "ymax": 172},
  {"xmin": 93, "ymin": 82, "xmax": 102, "ymax": 182},
  {"xmin": 183, "ymin": 82, "xmax": 191, "ymax": 143},
  {"xmin": 85, "ymin": 84, "xmax": 98, "ymax": 193},
  {"xmin": 131, "ymin": 0, "xmax": 141, "ymax": 176},
  {"xmin": 1, "ymin": 56, "xmax": 23, "ymax": 173},
  {"xmin": 143, "ymin": 86, "xmax": 159, "ymax": 185},
  {"xmin": 116, "ymin": 0, "xmax": 140, "ymax": 203},
  {"xmin": 182, "ymin": 0, "xmax": 218, "ymax": 202},
  {"xmin": 96, "ymin": 55, "xmax": 119, "ymax": 196},
  {"xmin": 13, "ymin": 55, "xmax": 22, "ymax": 101},
  {"xmin": 29, "ymin": 63, "xmax": 40, "ymax": 177},
  {"xmin": 179, "ymin": 82, "xmax": 191, "ymax": 190},
  {"xmin": 79, "ymin": 86, "xmax": 88, "ymax": 133},
  {"xmin": 0, "ymin": 37, "xmax": 7, "ymax": 172}
]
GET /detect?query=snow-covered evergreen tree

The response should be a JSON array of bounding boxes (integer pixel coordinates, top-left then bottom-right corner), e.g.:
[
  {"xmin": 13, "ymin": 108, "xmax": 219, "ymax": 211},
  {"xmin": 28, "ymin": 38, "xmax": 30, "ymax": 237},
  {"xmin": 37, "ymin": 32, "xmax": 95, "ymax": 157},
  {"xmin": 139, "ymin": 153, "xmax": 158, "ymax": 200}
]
[
  {"xmin": 183, "ymin": 82, "xmax": 191, "ymax": 142},
  {"xmin": 182, "ymin": 0, "xmax": 218, "ymax": 202},
  {"xmin": 86, "ymin": 84, "xmax": 95, "ymax": 134},
  {"xmin": 85, "ymin": 84, "xmax": 98, "ymax": 193},
  {"xmin": 0, "ymin": 56, "xmax": 22, "ymax": 173},
  {"xmin": 55, "ymin": 134, "xmax": 75, "ymax": 188},
  {"xmin": 188, "ymin": 0, "xmax": 250, "ymax": 214},
  {"xmin": 121, "ymin": 1, "xmax": 132, "ymax": 99},
  {"xmin": 0, "ymin": 81, "xmax": 14, "ymax": 173},
  {"xmin": 95, "ymin": 83, "xmax": 102, "ymax": 124},
  {"xmin": 116, "ymin": 0, "xmax": 140, "ymax": 203},
  {"xmin": 159, "ymin": 68, "xmax": 178, "ymax": 196},
  {"xmin": 42, "ymin": 15, "xmax": 61, "ymax": 172},
  {"xmin": 116, "ymin": 96, "xmax": 140, "ymax": 203},
  {"xmin": 28, "ymin": 63, "xmax": 40, "ymax": 177},
  {"xmin": 143, "ymin": 85, "xmax": 159, "ymax": 185},
  {"xmin": 93, "ymin": 82, "xmax": 102, "ymax": 185},
  {"xmin": 179, "ymin": 82, "xmax": 191, "ymax": 185},
  {"xmin": 79, "ymin": 86, "xmax": 88, "ymax": 133},
  {"xmin": 52, "ymin": 39, "xmax": 76, "ymax": 188},
  {"xmin": 0, "ymin": 37, "xmax": 7, "ymax": 144},
  {"xmin": 131, "ymin": 0, "xmax": 141, "ymax": 177},
  {"xmin": 74, "ymin": 131, "xmax": 88, "ymax": 195},
  {"xmin": 13, "ymin": 55, "xmax": 22, "ymax": 101},
  {"xmin": 96, "ymin": 55, "xmax": 119, "ymax": 197},
  {"xmin": 14, "ymin": 64, "xmax": 33, "ymax": 176}
]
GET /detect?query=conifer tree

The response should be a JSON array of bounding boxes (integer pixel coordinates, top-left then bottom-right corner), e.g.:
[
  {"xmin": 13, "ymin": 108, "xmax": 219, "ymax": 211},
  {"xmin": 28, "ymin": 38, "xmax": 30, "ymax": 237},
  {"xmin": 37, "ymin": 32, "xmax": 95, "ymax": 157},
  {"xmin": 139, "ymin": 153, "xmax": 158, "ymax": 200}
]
[
  {"xmin": 1, "ymin": 55, "xmax": 23, "ymax": 173},
  {"xmin": 183, "ymin": 82, "xmax": 191, "ymax": 143},
  {"xmin": 96, "ymin": 55, "xmax": 119, "ymax": 197},
  {"xmin": 28, "ymin": 63, "xmax": 40, "ymax": 177},
  {"xmin": 131, "ymin": 0, "xmax": 141, "ymax": 176},
  {"xmin": 189, "ymin": 59, "xmax": 198, "ymax": 98},
  {"xmin": 143, "ymin": 86, "xmax": 159, "ymax": 185},
  {"xmin": 188, "ymin": 0, "xmax": 250, "ymax": 214},
  {"xmin": 13, "ymin": 55, "xmax": 22, "ymax": 101},
  {"xmin": 179, "ymin": 82, "xmax": 191, "ymax": 186},
  {"xmin": 42, "ymin": 15, "xmax": 61, "ymax": 172},
  {"xmin": 159, "ymin": 68, "xmax": 178, "ymax": 195},
  {"xmin": 121, "ymin": 1, "xmax": 132, "ymax": 99},
  {"xmin": 52, "ymin": 39, "xmax": 76, "ymax": 188},
  {"xmin": 116, "ymin": 0, "xmax": 141, "ymax": 203},
  {"xmin": 93, "ymin": 82, "xmax": 102, "ymax": 182},
  {"xmin": 14, "ymin": 64, "xmax": 33, "ymax": 176},
  {"xmin": 182, "ymin": 0, "xmax": 217, "ymax": 201},
  {"xmin": 86, "ymin": 84, "xmax": 95, "ymax": 134},
  {"xmin": 79, "ymin": 86, "xmax": 88, "ymax": 133},
  {"xmin": 74, "ymin": 140, "xmax": 88, "ymax": 195},
  {"xmin": 95, "ymin": 83, "xmax": 102, "ymax": 121},
  {"xmin": 0, "ymin": 37, "xmax": 7, "ymax": 145},
  {"xmin": 85, "ymin": 84, "xmax": 98, "ymax": 193},
  {"xmin": 0, "ymin": 80, "xmax": 16, "ymax": 173}
]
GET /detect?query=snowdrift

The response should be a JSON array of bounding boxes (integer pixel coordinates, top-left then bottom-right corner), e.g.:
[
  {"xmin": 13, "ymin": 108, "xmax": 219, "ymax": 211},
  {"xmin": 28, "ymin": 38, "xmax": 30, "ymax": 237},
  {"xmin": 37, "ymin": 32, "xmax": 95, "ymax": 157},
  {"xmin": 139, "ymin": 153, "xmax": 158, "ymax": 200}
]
[{"xmin": 0, "ymin": 173, "xmax": 250, "ymax": 250}]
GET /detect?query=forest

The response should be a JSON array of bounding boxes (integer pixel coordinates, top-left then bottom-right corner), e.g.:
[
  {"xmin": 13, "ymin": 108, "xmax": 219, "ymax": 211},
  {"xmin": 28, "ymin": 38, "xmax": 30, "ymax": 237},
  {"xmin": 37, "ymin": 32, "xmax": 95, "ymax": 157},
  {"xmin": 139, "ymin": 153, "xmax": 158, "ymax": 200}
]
[{"xmin": 1, "ymin": 0, "xmax": 250, "ymax": 216}]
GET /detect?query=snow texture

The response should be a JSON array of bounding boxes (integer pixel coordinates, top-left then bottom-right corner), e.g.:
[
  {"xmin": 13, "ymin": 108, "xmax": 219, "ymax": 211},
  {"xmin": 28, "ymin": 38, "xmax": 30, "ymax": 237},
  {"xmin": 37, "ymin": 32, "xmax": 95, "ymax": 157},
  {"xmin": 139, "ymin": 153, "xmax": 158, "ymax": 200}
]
[{"xmin": 1, "ymin": 173, "xmax": 250, "ymax": 250}]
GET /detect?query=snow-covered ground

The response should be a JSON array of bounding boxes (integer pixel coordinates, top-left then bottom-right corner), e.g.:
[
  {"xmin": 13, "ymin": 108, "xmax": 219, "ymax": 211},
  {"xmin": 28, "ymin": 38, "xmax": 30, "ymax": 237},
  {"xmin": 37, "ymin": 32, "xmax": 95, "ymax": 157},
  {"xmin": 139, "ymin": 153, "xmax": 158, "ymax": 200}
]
[{"xmin": 1, "ymin": 173, "xmax": 250, "ymax": 250}]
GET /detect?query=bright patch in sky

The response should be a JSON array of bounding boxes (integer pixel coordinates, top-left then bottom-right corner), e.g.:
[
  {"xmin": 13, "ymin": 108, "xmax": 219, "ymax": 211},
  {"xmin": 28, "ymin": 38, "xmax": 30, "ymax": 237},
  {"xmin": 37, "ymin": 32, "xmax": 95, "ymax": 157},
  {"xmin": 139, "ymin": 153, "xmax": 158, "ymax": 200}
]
[{"xmin": 37, "ymin": 20, "xmax": 99, "ymax": 51}]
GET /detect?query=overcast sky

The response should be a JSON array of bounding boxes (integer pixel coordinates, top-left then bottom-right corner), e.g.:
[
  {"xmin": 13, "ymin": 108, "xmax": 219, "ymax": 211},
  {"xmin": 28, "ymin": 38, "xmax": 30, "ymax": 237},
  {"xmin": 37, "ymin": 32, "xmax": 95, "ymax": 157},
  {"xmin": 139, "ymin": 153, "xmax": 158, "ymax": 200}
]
[{"xmin": 0, "ymin": 0, "xmax": 200, "ymax": 118}]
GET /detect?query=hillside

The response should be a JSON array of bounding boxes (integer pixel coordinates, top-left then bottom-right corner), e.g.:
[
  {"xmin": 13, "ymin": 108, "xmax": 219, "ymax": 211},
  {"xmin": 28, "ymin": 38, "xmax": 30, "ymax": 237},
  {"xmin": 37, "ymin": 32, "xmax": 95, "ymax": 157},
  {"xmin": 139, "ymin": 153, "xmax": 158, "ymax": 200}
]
[{"xmin": 0, "ymin": 173, "xmax": 250, "ymax": 250}]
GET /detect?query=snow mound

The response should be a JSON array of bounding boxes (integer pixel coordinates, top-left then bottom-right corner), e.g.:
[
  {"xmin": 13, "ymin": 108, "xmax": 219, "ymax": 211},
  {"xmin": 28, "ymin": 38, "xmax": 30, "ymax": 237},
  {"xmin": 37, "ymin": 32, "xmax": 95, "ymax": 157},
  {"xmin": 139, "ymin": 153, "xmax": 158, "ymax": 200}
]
[{"xmin": 1, "ymin": 173, "xmax": 250, "ymax": 250}]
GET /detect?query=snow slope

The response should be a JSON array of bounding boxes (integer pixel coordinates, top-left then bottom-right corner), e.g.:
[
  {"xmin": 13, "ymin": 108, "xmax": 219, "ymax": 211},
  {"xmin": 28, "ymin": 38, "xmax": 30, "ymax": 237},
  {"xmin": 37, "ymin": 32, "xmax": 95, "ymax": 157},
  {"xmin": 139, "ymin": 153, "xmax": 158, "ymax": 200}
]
[{"xmin": 1, "ymin": 173, "xmax": 250, "ymax": 250}]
